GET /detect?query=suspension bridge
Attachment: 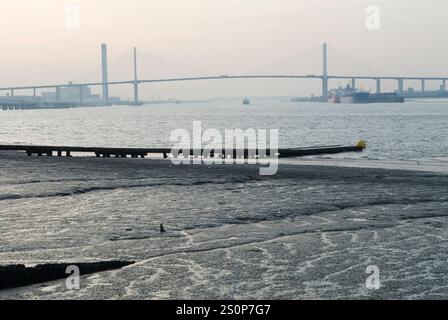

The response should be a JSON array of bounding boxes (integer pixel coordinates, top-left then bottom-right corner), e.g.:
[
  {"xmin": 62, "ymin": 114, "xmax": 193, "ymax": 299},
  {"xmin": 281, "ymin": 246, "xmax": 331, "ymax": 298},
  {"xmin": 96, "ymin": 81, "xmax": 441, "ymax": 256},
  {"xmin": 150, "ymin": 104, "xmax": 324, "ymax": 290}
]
[{"xmin": 1, "ymin": 43, "xmax": 447, "ymax": 108}]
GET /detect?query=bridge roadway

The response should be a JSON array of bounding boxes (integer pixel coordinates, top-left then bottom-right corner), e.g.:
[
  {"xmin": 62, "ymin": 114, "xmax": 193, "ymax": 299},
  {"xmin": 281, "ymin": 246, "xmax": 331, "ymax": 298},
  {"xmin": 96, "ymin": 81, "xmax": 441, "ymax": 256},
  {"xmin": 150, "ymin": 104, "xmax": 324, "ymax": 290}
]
[
  {"xmin": 1, "ymin": 74, "xmax": 447, "ymax": 92},
  {"xmin": 0, "ymin": 75, "xmax": 320, "ymax": 91}
]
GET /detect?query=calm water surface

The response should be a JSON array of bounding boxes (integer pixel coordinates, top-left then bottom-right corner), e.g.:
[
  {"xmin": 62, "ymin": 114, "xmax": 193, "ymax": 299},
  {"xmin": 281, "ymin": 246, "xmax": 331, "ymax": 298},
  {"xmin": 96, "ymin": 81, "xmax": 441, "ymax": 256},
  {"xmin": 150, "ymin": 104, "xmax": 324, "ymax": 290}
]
[{"xmin": 1, "ymin": 98, "xmax": 447, "ymax": 161}]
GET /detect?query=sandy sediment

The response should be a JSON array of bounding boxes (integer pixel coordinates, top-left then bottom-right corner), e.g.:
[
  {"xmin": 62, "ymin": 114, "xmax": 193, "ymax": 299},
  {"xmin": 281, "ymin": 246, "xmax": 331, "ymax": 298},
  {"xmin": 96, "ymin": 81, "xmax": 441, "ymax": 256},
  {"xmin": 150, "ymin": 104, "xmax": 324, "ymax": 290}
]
[{"xmin": 0, "ymin": 151, "xmax": 447, "ymax": 299}]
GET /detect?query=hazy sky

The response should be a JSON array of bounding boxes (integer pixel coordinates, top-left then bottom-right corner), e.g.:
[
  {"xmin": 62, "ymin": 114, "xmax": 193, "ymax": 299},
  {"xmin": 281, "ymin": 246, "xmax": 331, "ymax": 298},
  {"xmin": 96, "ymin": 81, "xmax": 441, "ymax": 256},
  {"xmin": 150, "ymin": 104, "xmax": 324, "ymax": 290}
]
[{"xmin": 1, "ymin": 0, "xmax": 447, "ymax": 98}]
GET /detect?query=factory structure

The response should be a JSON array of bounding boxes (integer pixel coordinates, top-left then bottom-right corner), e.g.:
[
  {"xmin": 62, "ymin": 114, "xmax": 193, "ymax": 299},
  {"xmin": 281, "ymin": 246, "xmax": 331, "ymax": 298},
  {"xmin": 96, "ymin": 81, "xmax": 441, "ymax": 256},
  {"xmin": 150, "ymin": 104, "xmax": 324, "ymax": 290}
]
[
  {"xmin": 0, "ymin": 43, "xmax": 121, "ymax": 108},
  {"xmin": 40, "ymin": 82, "xmax": 98, "ymax": 103},
  {"xmin": 39, "ymin": 82, "xmax": 121, "ymax": 104}
]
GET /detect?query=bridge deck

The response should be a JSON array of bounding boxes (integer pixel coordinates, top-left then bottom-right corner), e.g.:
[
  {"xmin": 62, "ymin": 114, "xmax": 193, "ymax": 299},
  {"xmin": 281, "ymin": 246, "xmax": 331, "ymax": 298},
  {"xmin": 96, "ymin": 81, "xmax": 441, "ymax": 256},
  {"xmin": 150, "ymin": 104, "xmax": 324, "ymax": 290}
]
[
  {"xmin": 0, "ymin": 144, "xmax": 363, "ymax": 158},
  {"xmin": 1, "ymin": 74, "xmax": 447, "ymax": 92}
]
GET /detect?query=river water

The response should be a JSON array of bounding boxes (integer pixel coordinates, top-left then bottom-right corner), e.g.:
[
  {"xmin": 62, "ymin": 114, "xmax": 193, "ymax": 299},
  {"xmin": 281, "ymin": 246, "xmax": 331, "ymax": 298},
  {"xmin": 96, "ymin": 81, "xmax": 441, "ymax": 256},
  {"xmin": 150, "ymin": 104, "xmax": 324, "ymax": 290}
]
[
  {"xmin": 1, "ymin": 98, "xmax": 447, "ymax": 161},
  {"xmin": 1, "ymin": 98, "xmax": 448, "ymax": 299}
]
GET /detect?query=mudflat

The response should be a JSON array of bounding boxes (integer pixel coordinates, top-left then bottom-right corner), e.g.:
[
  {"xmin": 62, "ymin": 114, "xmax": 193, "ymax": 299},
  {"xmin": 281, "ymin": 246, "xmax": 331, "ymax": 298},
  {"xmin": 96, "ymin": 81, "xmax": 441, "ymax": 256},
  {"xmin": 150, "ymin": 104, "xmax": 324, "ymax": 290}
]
[{"xmin": 0, "ymin": 152, "xmax": 447, "ymax": 299}]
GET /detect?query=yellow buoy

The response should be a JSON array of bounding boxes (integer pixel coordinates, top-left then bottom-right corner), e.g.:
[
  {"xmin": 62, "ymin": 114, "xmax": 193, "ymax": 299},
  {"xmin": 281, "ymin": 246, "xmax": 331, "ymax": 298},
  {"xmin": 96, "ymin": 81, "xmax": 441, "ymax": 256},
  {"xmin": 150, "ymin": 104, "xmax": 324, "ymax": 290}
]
[{"xmin": 355, "ymin": 139, "xmax": 367, "ymax": 149}]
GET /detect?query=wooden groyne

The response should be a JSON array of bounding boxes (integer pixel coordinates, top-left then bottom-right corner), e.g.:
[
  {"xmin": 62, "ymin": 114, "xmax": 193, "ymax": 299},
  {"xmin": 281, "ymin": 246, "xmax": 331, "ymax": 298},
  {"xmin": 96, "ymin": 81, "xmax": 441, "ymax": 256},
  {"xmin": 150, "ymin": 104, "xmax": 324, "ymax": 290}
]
[
  {"xmin": 0, "ymin": 144, "xmax": 365, "ymax": 159},
  {"xmin": 0, "ymin": 261, "xmax": 134, "ymax": 290}
]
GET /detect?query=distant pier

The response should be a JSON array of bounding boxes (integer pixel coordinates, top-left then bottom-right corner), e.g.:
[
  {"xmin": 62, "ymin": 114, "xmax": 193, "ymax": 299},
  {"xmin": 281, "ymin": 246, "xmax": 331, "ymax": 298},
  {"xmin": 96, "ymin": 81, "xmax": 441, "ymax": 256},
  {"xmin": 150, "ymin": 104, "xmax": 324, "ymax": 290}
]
[{"xmin": 1, "ymin": 101, "xmax": 80, "ymax": 111}]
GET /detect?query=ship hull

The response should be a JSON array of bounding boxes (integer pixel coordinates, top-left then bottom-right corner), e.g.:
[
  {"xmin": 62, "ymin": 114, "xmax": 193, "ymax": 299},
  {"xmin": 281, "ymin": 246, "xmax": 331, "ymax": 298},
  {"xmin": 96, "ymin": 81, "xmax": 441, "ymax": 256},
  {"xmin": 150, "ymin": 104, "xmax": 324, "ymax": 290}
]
[
  {"xmin": 368, "ymin": 93, "xmax": 404, "ymax": 103},
  {"xmin": 339, "ymin": 92, "xmax": 370, "ymax": 104},
  {"xmin": 333, "ymin": 93, "xmax": 404, "ymax": 104}
]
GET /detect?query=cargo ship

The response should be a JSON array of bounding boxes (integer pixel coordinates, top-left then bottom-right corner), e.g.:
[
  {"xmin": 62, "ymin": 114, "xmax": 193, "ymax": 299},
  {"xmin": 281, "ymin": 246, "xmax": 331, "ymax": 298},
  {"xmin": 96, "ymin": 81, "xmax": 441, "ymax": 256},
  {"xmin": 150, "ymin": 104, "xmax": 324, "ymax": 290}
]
[
  {"xmin": 368, "ymin": 92, "xmax": 405, "ymax": 103},
  {"xmin": 328, "ymin": 85, "xmax": 404, "ymax": 104}
]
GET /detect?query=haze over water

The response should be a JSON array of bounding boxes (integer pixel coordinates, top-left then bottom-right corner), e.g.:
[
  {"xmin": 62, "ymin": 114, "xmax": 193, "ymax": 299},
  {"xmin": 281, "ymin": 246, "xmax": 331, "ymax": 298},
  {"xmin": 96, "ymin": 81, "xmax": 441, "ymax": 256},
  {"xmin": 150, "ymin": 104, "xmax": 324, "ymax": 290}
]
[{"xmin": 1, "ymin": 99, "xmax": 447, "ymax": 162}]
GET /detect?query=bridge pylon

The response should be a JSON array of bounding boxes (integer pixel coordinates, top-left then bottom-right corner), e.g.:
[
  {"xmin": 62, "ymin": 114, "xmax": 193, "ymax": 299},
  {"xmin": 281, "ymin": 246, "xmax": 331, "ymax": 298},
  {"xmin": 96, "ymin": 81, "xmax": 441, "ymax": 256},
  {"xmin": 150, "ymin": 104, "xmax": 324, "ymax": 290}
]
[
  {"xmin": 133, "ymin": 47, "xmax": 139, "ymax": 105},
  {"xmin": 101, "ymin": 43, "xmax": 109, "ymax": 105},
  {"xmin": 322, "ymin": 43, "xmax": 328, "ymax": 102}
]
